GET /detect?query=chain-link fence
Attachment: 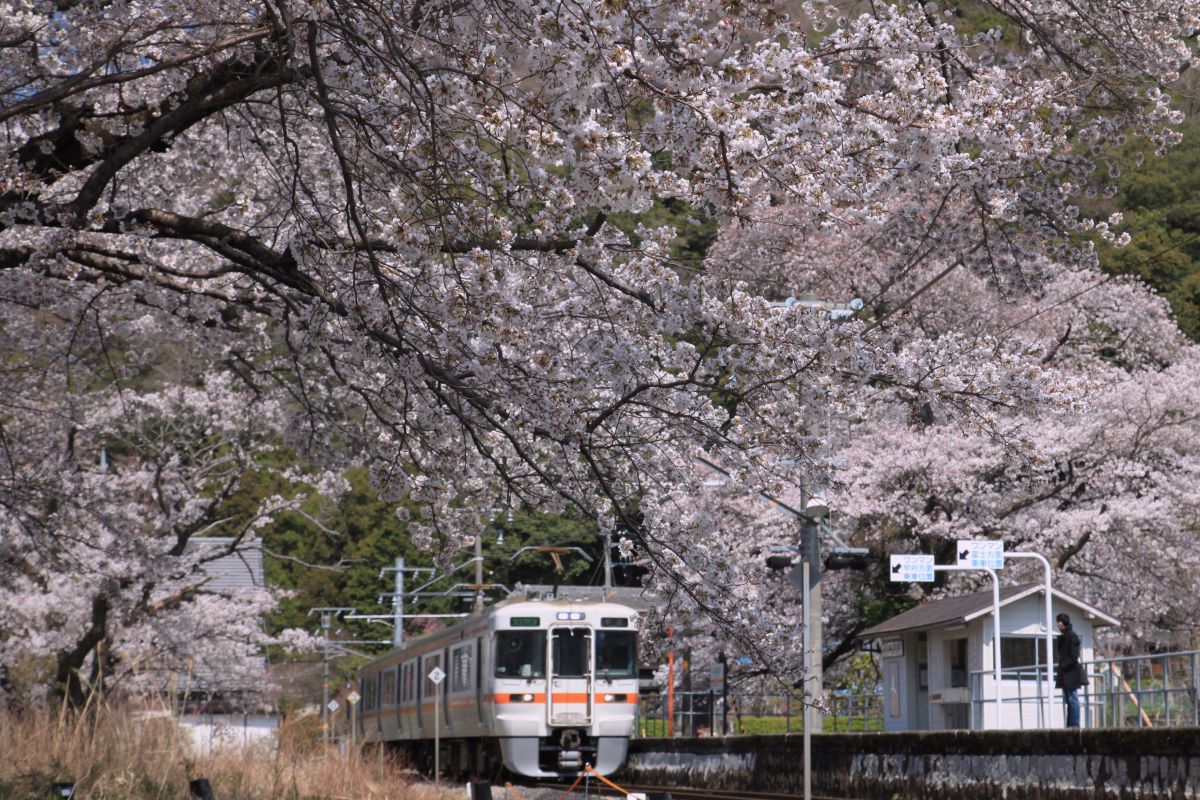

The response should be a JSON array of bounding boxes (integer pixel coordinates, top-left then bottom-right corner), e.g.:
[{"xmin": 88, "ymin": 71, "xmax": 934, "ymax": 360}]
[
  {"xmin": 969, "ymin": 648, "xmax": 1200, "ymax": 729},
  {"xmin": 633, "ymin": 689, "xmax": 883, "ymax": 736},
  {"xmin": 1086, "ymin": 649, "xmax": 1200, "ymax": 728}
]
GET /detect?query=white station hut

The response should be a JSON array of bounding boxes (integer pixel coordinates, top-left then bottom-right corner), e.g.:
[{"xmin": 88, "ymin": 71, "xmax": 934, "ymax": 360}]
[{"xmin": 860, "ymin": 583, "xmax": 1119, "ymax": 731}]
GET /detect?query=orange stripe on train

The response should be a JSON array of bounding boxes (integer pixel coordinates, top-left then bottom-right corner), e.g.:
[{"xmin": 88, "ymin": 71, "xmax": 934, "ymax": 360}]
[
  {"xmin": 364, "ymin": 692, "xmax": 641, "ymax": 713},
  {"xmin": 491, "ymin": 693, "xmax": 638, "ymax": 704}
]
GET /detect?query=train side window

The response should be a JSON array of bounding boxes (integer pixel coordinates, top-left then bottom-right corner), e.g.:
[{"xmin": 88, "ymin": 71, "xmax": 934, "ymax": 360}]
[
  {"xmin": 424, "ymin": 653, "xmax": 443, "ymax": 696},
  {"xmin": 596, "ymin": 631, "xmax": 637, "ymax": 679},
  {"xmin": 363, "ymin": 673, "xmax": 378, "ymax": 710},
  {"xmin": 495, "ymin": 631, "xmax": 547, "ymax": 678},
  {"xmin": 383, "ymin": 667, "xmax": 396, "ymax": 706},
  {"xmin": 452, "ymin": 644, "xmax": 472, "ymax": 692}
]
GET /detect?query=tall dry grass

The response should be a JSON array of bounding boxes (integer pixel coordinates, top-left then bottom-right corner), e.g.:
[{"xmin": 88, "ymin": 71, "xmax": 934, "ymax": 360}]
[{"xmin": 0, "ymin": 701, "xmax": 441, "ymax": 800}]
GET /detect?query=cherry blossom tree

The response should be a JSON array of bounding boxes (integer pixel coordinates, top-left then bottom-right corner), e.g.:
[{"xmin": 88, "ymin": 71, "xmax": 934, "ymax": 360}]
[
  {"xmin": 696, "ymin": 197, "xmax": 1200, "ymax": 670},
  {"xmin": 0, "ymin": 273, "xmax": 329, "ymax": 703},
  {"xmin": 3, "ymin": 0, "xmax": 1199, "ymax": 691},
  {"xmin": 0, "ymin": 366, "xmax": 298, "ymax": 704}
]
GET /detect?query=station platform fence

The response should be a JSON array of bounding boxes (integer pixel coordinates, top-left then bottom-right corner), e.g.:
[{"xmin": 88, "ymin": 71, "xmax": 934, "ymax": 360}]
[
  {"xmin": 633, "ymin": 688, "xmax": 884, "ymax": 737},
  {"xmin": 968, "ymin": 647, "xmax": 1200, "ymax": 729}
]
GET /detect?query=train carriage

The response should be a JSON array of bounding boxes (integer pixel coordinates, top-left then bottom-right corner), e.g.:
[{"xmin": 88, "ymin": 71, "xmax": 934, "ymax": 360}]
[{"xmin": 356, "ymin": 594, "xmax": 641, "ymax": 778}]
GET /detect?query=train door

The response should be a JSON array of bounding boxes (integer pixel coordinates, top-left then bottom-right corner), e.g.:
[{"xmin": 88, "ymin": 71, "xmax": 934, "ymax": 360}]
[
  {"xmin": 402, "ymin": 661, "xmax": 416, "ymax": 734},
  {"xmin": 475, "ymin": 637, "xmax": 486, "ymax": 730},
  {"xmin": 416, "ymin": 656, "xmax": 425, "ymax": 732},
  {"xmin": 382, "ymin": 667, "xmax": 397, "ymax": 738},
  {"xmin": 442, "ymin": 647, "xmax": 452, "ymax": 732},
  {"xmin": 400, "ymin": 662, "xmax": 410, "ymax": 738},
  {"xmin": 548, "ymin": 627, "xmax": 593, "ymax": 726}
]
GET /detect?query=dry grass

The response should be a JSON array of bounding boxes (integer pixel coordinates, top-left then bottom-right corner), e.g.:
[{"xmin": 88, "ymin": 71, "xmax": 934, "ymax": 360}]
[{"xmin": 0, "ymin": 702, "xmax": 441, "ymax": 800}]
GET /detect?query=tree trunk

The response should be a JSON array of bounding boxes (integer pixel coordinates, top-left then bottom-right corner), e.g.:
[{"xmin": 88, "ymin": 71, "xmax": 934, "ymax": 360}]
[{"xmin": 54, "ymin": 595, "xmax": 109, "ymax": 707}]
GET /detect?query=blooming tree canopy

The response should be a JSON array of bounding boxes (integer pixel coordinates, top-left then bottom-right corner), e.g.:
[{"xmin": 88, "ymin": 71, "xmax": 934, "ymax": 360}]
[
  {"xmin": 691, "ymin": 199, "xmax": 1200, "ymax": 676},
  {"xmin": 0, "ymin": 320, "xmax": 312, "ymax": 702},
  {"xmin": 2, "ymin": 0, "xmax": 1199, "ymax": 693}
]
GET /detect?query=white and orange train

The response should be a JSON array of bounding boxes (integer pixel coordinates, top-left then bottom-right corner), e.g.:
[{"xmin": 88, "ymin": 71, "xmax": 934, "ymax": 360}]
[{"xmin": 355, "ymin": 595, "xmax": 640, "ymax": 778}]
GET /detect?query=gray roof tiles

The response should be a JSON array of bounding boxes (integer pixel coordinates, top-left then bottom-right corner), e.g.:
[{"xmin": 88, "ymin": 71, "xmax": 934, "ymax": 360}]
[
  {"xmin": 184, "ymin": 537, "xmax": 264, "ymax": 593},
  {"xmin": 859, "ymin": 582, "xmax": 1119, "ymax": 638}
]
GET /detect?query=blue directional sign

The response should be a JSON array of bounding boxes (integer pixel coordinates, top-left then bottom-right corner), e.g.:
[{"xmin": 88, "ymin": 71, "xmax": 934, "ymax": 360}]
[
  {"xmin": 956, "ymin": 540, "xmax": 1005, "ymax": 570},
  {"xmin": 889, "ymin": 554, "xmax": 935, "ymax": 582}
]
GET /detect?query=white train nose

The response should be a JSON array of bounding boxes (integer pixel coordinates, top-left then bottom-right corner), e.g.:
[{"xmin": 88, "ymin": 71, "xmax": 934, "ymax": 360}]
[{"xmin": 355, "ymin": 597, "xmax": 642, "ymax": 779}]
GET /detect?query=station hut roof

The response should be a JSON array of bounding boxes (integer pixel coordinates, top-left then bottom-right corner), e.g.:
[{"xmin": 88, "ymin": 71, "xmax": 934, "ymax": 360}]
[
  {"xmin": 859, "ymin": 582, "xmax": 1120, "ymax": 639},
  {"xmin": 183, "ymin": 537, "xmax": 264, "ymax": 593}
]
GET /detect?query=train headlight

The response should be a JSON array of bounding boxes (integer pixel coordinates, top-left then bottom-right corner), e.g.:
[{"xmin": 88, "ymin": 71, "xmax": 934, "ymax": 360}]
[
  {"xmin": 603, "ymin": 693, "xmax": 627, "ymax": 703},
  {"xmin": 509, "ymin": 693, "xmax": 535, "ymax": 703}
]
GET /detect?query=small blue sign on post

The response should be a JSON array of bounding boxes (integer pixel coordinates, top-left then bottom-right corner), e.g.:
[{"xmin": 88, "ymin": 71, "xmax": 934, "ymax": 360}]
[{"xmin": 889, "ymin": 554, "xmax": 935, "ymax": 582}]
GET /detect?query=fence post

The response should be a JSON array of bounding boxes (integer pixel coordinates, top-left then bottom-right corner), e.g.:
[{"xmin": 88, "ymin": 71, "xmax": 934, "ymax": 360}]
[
  {"xmin": 1082, "ymin": 667, "xmax": 1090, "ymax": 728},
  {"xmin": 1164, "ymin": 655, "xmax": 1171, "ymax": 727},
  {"xmin": 1135, "ymin": 659, "xmax": 1144, "ymax": 727},
  {"xmin": 1116, "ymin": 666, "xmax": 1125, "ymax": 727},
  {"xmin": 1192, "ymin": 652, "xmax": 1199, "ymax": 727}
]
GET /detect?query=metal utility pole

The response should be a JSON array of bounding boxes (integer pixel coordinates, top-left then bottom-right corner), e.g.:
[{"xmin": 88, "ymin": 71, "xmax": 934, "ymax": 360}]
[
  {"xmin": 474, "ymin": 530, "xmax": 485, "ymax": 612},
  {"xmin": 307, "ymin": 607, "xmax": 355, "ymax": 745},
  {"xmin": 701, "ymin": 454, "xmax": 857, "ymax": 737},
  {"xmin": 379, "ymin": 559, "xmax": 435, "ymax": 647},
  {"xmin": 802, "ymin": 557, "xmax": 813, "ymax": 800},
  {"xmin": 603, "ymin": 532, "xmax": 614, "ymax": 601},
  {"xmin": 667, "ymin": 627, "xmax": 675, "ymax": 737},
  {"xmin": 322, "ymin": 623, "xmax": 330, "ymax": 744},
  {"xmin": 801, "ymin": 510, "xmax": 823, "ymax": 735},
  {"xmin": 393, "ymin": 559, "xmax": 405, "ymax": 647},
  {"xmin": 719, "ymin": 650, "xmax": 729, "ymax": 736}
]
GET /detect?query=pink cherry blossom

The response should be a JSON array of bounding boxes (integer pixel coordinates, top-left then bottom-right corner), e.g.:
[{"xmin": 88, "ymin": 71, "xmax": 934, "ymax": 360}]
[{"xmin": 2, "ymin": 0, "xmax": 1198, "ymax": 695}]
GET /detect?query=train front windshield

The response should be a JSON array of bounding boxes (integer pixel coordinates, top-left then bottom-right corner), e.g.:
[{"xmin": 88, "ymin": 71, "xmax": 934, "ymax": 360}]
[
  {"xmin": 552, "ymin": 628, "xmax": 592, "ymax": 677},
  {"xmin": 495, "ymin": 631, "xmax": 547, "ymax": 678},
  {"xmin": 595, "ymin": 631, "xmax": 637, "ymax": 679}
]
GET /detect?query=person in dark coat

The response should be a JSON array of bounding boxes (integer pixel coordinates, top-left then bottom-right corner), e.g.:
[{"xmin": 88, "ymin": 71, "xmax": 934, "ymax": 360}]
[{"xmin": 1055, "ymin": 612, "xmax": 1084, "ymax": 728}]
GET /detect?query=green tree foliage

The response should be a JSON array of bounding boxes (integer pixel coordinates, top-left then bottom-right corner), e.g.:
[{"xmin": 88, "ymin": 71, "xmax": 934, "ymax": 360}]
[
  {"xmin": 240, "ymin": 466, "xmax": 615, "ymax": 651},
  {"xmin": 608, "ymin": 197, "xmax": 718, "ymax": 269},
  {"xmin": 1100, "ymin": 124, "xmax": 1200, "ymax": 340},
  {"xmin": 943, "ymin": 4, "xmax": 1200, "ymax": 341}
]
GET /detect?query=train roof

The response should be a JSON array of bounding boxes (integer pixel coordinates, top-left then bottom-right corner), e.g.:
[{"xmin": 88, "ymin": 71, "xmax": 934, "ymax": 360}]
[
  {"xmin": 507, "ymin": 584, "xmax": 658, "ymax": 612},
  {"xmin": 489, "ymin": 595, "xmax": 643, "ymax": 622},
  {"xmin": 358, "ymin": 587, "xmax": 648, "ymax": 670}
]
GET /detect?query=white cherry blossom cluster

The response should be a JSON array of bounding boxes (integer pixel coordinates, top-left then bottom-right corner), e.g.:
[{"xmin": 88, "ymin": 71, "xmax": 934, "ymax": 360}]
[
  {"xmin": 2, "ymin": 0, "xmax": 1198, "ymax": 688},
  {"xmin": 697, "ymin": 195, "xmax": 1200, "ymax": 663}
]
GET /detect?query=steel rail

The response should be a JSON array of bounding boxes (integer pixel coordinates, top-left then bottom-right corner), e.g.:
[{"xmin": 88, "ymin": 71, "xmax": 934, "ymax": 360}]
[{"xmin": 538, "ymin": 781, "xmax": 847, "ymax": 800}]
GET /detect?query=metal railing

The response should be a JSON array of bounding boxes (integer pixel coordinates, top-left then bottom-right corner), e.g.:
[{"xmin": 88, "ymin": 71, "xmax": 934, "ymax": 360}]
[
  {"xmin": 633, "ymin": 689, "xmax": 884, "ymax": 737},
  {"xmin": 1087, "ymin": 649, "xmax": 1200, "ymax": 728},
  {"xmin": 968, "ymin": 648, "xmax": 1200, "ymax": 729}
]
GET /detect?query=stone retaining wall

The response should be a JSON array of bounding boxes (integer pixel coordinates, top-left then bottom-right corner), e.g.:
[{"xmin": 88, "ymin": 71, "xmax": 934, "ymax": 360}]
[{"xmin": 620, "ymin": 730, "xmax": 1200, "ymax": 799}]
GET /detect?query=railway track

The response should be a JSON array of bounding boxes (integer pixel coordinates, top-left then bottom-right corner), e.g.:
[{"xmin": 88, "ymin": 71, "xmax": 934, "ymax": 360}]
[{"xmin": 535, "ymin": 780, "xmax": 844, "ymax": 800}]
